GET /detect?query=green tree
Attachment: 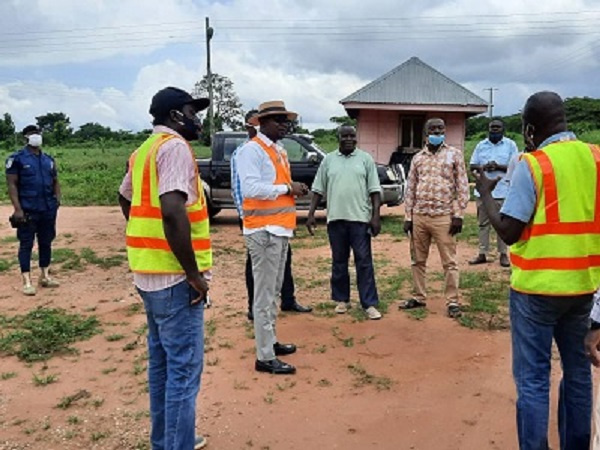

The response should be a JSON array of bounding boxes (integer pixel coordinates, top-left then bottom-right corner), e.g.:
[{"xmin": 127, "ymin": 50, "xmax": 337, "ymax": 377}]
[
  {"xmin": 192, "ymin": 74, "xmax": 244, "ymax": 144},
  {"xmin": 0, "ymin": 112, "xmax": 15, "ymax": 147},
  {"xmin": 74, "ymin": 122, "xmax": 113, "ymax": 141},
  {"xmin": 329, "ymin": 115, "xmax": 357, "ymax": 127},
  {"xmin": 36, "ymin": 112, "xmax": 73, "ymax": 145}
]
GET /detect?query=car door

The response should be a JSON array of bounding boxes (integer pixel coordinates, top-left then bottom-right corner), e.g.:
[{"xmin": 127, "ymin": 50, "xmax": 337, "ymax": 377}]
[{"xmin": 280, "ymin": 136, "xmax": 321, "ymax": 208}]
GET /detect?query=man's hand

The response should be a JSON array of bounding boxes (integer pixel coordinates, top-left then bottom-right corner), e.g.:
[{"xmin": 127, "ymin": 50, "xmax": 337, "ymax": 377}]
[
  {"xmin": 403, "ymin": 220, "xmax": 413, "ymax": 234},
  {"xmin": 12, "ymin": 208, "xmax": 25, "ymax": 221},
  {"xmin": 484, "ymin": 161, "xmax": 498, "ymax": 172},
  {"xmin": 473, "ymin": 170, "xmax": 501, "ymax": 197},
  {"xmin": 290, "ymin": 182, "xmax": 309, "ymax": 197},
  {"xmin": 449, "ymin": 217, "xmax": 463, "ymax": 236},
  {"xmin": 369, "ymin": 216, "xmax": 381, "ymax": 237},
  {"xmin": 187, "ymin": 272, "xmax": 209, "ymax": 306},
  {"xmin": 585, "ymin": 329, "xmax": 600, "ymax": 367},
  {"xmin": 306, "ymin": 214, "xmax": 317, "ymax": 236}
]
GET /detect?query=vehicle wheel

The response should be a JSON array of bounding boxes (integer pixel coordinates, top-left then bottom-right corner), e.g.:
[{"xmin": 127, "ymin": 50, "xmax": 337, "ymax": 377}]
[{"xmin": 208, "ymin": 204, "xmax": 221, "ymax": 219}]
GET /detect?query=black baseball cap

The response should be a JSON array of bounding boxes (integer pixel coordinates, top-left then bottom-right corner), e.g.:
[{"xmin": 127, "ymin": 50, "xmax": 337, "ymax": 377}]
[
  {"xmin": 149, "ymin": 87, "xmax": 210, "ymax": 118},
  {"xmin": 22, "ymin": 124, "xmax": 40, "ymax": 135}
]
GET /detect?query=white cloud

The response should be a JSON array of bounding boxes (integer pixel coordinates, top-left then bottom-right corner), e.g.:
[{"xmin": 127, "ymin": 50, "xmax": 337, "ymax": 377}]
[{"xmin": 0, "ymin": 0, "xmax": 598, "ymax": 131}]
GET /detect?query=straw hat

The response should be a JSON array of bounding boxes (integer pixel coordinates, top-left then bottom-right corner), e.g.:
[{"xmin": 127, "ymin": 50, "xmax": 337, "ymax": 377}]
[{"xmin": 248, "ymin": 100, "xmax": 297, "ymax": 126}]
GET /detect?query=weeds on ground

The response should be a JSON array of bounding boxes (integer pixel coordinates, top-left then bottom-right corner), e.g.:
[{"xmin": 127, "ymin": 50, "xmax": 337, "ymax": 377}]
[
  {"xmin": 32, "ymin": 373, "xmax": 58, "ymax": 386},
  {"xmin": 51, "ymin": 247, "xmax": 126, "ymax": 271},
  {"xmin": 313, "ymin": 301, "xmax": 336, "ymax": 318},
  {"xmin": 380, "ymin": 215, "xmax": 406, "ymax": 239},
  {"xmin": 347, "ymin": 362, "xmax": 393, "ymax": 391},
  {"xmin": 0, "ymin": 307, "xmax": 101, "ymax": 362},
  {"xmin": 292, "ymin": 225, "xmax": 329, "ymax": 249},
  {"xmin": 1, "ymin": 371, "xmax": 17, "ymax": 380},
  {"xmin": 456, "ymin": 214, "xmax": 479, "ymax": 245},
  {"xmin": 56, "ymin": 390, "xmax": 91, "ymax": 409},
  {"xmin": 458, "ymin": 270, "xmax": 510, "ymax": 330}
]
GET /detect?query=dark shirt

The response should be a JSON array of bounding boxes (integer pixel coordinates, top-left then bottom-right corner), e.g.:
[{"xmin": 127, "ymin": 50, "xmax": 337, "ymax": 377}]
[{"xmin": 5, "ymin": 146, "xmax": 58, "ymax": 212}]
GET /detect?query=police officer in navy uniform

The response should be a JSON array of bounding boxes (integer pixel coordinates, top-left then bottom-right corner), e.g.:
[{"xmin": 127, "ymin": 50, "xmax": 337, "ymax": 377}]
[{"xmin": 5, "ymin": 125, "xmax": 61, "ymax": 295}]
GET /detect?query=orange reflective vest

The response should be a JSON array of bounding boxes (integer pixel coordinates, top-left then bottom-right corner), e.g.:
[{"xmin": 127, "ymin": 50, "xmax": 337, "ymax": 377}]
[
  {"xmin": 126, "ymin": 133, "xmax": 212, "ymax": 274},
  {"xmin": 510, "ymin": 140, "xmax": 600, "ymax": 295},
  {"xmin": 242, "ymin": 137, "xmax": 296, "ymax": 230}
]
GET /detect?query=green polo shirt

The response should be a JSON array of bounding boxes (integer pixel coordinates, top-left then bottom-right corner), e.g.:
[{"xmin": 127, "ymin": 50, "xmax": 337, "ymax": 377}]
[{"xmin": 311, "ymin": 148, "xmax": 381, "ymax": 223}]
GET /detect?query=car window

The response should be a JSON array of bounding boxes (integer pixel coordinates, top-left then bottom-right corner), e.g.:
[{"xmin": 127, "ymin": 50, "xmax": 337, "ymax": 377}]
[
  {"xmin": 281, "ymin": 138, "xmax": 308, "ymax": 162},
  {"xmin": 223, "ymin": 137, "xmax": 248, "ymax": 162}
]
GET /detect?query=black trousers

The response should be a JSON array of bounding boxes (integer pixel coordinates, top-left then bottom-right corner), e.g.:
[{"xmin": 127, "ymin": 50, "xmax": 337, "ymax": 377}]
[{"xmin": 246, "ymin": 244, "xmax": 295, "ymax": 312}]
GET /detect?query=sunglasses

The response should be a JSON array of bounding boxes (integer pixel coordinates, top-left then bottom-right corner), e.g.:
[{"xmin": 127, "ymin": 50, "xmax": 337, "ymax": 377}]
[{"xmin": 270, "ymin": 115, "xmax": 291, "ymax": 124}]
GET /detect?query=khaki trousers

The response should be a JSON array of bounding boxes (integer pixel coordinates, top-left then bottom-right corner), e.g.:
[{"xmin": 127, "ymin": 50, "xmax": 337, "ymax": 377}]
[
  {"xmin": 411, "ymin": 214, "xmax": 459, "ymax": 304},
  {"xmin": 476, "ymin": 198, "xmax": 507, "ymax": 256}
]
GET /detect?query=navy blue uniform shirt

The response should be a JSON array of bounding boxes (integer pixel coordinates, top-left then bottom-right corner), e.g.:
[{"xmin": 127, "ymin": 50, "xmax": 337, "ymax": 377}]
[{"xmin": 5, "ymin": 146, "xmax": 59, "ymax": 212}]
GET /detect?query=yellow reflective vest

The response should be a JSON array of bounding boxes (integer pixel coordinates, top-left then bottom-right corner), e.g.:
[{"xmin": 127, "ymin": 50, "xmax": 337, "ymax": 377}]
[
  {"xmin": 510, "ymin": 140, "xmax": 600, "ymax": 295},
  {"xmin": 126, "ymin": 133, "xmax": 212, "ymax": 274}
]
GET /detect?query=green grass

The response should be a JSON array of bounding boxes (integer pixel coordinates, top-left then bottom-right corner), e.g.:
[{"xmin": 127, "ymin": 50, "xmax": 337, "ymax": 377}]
[
  {"xmin": 459, "ymin": 270, "xmax": 511, "ymax": 330},
  {"xmin": 0, "ymin": 307, "xmax": 101, "ymax": 362},
  {"xmin": 32, "ymin": 373, "xmax": 58, "ymax": 386},
  {"xmin": 347, "ymin": 363, "xmax": 393, "ymax": 391},
  {"xmin": 1, "ymin": 371, "xmax": 17, "ymax": 380}
]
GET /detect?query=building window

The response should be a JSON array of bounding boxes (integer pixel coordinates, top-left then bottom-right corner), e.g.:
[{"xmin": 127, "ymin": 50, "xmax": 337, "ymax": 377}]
[{"xmin": 400, "ymin": 117, "xmax": 425, "ymax": 150}]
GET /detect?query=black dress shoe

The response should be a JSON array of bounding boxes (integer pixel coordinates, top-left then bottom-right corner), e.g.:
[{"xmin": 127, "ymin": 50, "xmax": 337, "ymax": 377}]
[
  {"xmin": 274, "ymin": 342, "xmax": 296, "ymax": 356},
  {"xmin": 281, "ymin": 301, "xmax": 313, "ymax": 313},
  {"xmin": 255, "ymin": 358, "xmax": 296, "ymax": 374},
  {"xmin": 468, "ymin": 254, "xmax": 488, "ymax": 265}
]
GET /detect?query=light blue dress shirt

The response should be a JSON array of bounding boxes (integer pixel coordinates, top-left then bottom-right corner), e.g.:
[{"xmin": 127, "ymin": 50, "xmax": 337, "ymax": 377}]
[{"xmin": 470, "ymin": 136, "xmax": 519, "ymax": 199}]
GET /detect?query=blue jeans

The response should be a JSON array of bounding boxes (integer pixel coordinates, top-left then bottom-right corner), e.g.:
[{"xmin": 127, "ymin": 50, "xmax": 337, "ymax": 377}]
[
  {"xmin": 327, "ymin": 220, "xmax": 379, "ymax": 308},
  {"xmin": 17, "ymin": 209, "xmax": 57, "ymax": 272},
  {"xmin": 137, "ymin": 280, "xmax": 204, "ymax": 450},
  {"xmin": 510, "ymin": 289, "xmax": 592, "ymax": 450}
]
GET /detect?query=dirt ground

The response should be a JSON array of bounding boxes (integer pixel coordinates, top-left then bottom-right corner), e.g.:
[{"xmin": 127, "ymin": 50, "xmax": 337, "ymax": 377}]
[{"xmin": 0, "ymin": 203, "xmax": 595, "ymax": 450}]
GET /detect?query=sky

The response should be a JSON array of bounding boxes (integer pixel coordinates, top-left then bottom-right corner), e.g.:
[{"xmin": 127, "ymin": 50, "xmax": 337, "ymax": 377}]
[{"xmin": 0, "ymin": 0, "xmax": 599, "ymax": 132}]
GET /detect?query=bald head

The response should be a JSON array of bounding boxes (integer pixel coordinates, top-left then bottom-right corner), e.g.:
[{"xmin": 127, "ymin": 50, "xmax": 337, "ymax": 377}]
[{"xmin": 522, "ymin": 91, "xmax": 567, "ymax": 148}]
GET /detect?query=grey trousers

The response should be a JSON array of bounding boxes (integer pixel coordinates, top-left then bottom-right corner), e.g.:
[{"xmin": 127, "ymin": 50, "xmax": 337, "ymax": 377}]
[
  {"xmin": 476, "ymin": 198, "xmax": 508, "ymax": 255},
  {"xmin": 245, "ymin": 231, "xmax": 289, "ymax": 362}
]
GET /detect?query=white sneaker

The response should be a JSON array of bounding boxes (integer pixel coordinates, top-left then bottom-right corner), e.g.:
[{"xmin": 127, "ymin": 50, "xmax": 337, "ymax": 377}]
[
  {"xmin": 194, "ymin": 435, "xmax": 207, "ymax": 449},
  {"xmin": 335, "ymin": 302, "xmax": 351, "ymax": 314},
  {"xmin": 365, "ymin": 306, "xmax": 382, "ymax": 320}
]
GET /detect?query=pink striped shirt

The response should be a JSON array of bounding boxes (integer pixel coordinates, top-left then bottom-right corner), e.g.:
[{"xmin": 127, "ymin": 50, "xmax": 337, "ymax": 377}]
[{"xmin": 119, "ymin": 126, "xmax": 201, "ymax": 292}]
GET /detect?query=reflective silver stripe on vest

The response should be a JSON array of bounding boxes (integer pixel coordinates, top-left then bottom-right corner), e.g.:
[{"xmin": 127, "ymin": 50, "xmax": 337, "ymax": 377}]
[{"xmin": 243, "ymin": 206, "xmax": 296, "ymax": 217}]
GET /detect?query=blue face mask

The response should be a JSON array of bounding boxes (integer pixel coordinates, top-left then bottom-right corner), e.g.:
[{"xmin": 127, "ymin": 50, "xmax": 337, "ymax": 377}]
[{"xmin": 428, "ymin": 134, "xmax": 445, "ymax": 146}]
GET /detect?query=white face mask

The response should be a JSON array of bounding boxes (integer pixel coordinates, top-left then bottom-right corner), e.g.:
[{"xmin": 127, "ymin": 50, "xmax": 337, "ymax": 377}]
[{"xmin": 28, "ymin": 134, "xmax": 42, "ymax": 147}]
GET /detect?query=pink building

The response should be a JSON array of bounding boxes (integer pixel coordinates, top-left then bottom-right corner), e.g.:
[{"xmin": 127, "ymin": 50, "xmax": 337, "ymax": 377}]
[{"xmin": 340, "ymin": 57, "xmax": 488, "ymax": 164}]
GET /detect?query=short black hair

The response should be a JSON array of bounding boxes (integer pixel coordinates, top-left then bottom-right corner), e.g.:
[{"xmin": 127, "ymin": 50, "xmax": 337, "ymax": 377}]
[
  {"xmin": 245, "ymin": 109, "xmax": 258, "ymax": 125},
  {"xmin": 22, "ymin": 124, "xmax": 40, "ymax": 135}
]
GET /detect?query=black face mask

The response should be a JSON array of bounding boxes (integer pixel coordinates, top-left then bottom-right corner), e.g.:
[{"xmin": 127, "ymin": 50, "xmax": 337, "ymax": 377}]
[
  {"xmin": 174, "ymin": 111, "xmax": 200, "ymax": 141},
  {"xmin": 488, "ymin": 132, "xmax": 503, "ymax": 144}
]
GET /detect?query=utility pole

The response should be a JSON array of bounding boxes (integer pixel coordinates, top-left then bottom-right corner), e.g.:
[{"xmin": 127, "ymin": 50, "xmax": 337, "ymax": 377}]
[
  {"xmin": 483, "ymin": 87, "xmax": 498, "ymax": 118},
  {"xmin": 205, "ymin": 17, "xmax": 214, "ymax": 140}
]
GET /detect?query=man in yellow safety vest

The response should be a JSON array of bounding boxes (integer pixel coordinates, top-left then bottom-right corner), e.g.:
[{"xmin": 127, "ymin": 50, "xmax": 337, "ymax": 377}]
[
  {"xmin": 118, "ymin": 87, "xmax": 211, "ymax": 450},
  {"xmin": 474, "ymin": 91, "xmax": 600, "ymax": 450}
]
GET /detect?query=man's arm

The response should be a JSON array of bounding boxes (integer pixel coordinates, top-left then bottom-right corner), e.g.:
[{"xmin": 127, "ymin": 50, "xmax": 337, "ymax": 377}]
[
  {"xmin": 473, "ymin": 168, "xmax": 529, "ymax": 245},
  {"xmin": 306, "ymin": 192, "xmax": 323, "ymax": 236},
  {"xmin": 6, "ymin": 174, "xmax": 24, "ymax": 218},
  {"xmin": 237, "ymin": 143, "xmax": 288, "ymax": 200},
  {"xmin": 453, "ymin": 150, "xmax": 470, "ymax": 217},
  {"xmin": 369, "ymin": 192, "xmax": 381, "ymax": 236},
  {"xmin": 403, "ymin": 157, "xmax": 418, "ymax": 220},
  {"xmin": 160, "ymin": 191, "xmax": 208, "ymax": 302},
  {"xmin": 53, "ymin": 177, "xmax": 61, "ymax": 206},
  {"xmin": 160, "ymin": 191, "xmax": 197, "ymax": 276},
  {"xmin": 118, "ymin": 194, "xmax": 131, "ymax": 221}
]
